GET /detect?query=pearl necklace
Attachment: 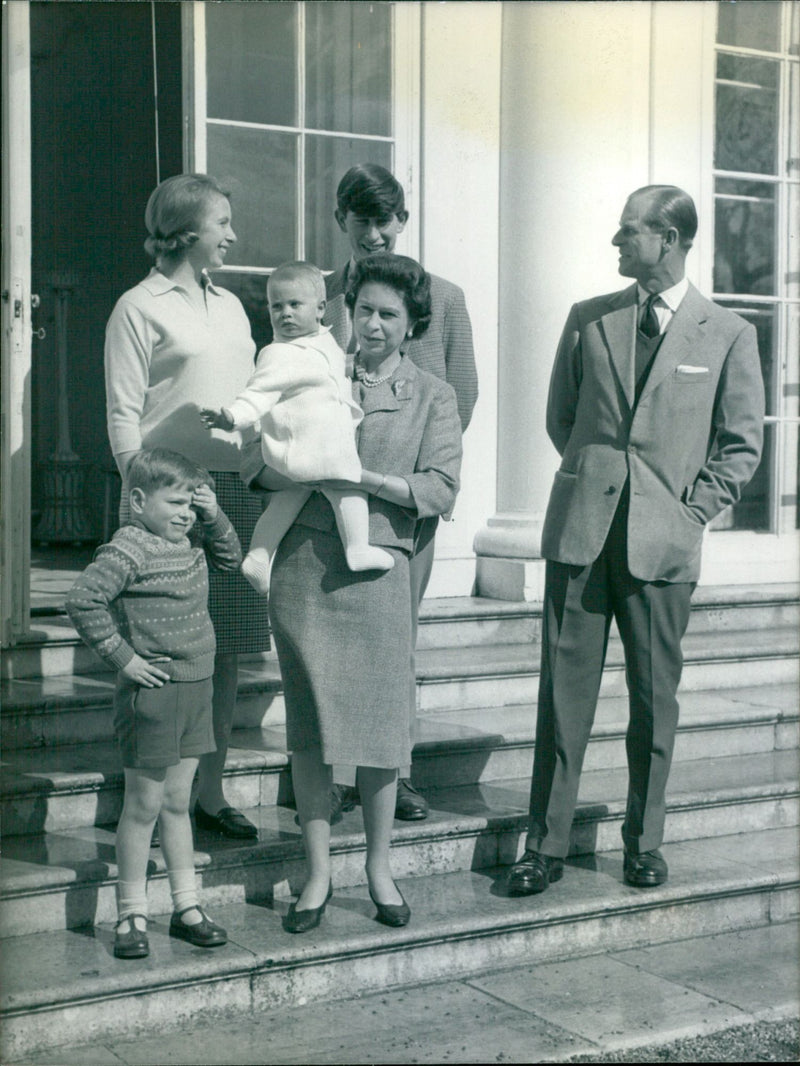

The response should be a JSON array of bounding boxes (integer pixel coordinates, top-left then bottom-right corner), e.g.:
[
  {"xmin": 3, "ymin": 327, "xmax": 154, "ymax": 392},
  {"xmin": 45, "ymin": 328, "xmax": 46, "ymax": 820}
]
[{"xmin": 354, "ymin": 359, "xmax": 399, "ymax": 388}]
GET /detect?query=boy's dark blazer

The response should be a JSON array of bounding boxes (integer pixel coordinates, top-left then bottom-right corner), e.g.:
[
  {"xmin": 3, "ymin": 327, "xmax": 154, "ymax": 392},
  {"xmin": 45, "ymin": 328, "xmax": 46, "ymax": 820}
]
[
  {"xmin": 540, "ymin": 282, "xmax": 765, "ymax": 584},
  {"xmin": 324, "ymin": 262, "xmax": 478, "ymax": 431}
]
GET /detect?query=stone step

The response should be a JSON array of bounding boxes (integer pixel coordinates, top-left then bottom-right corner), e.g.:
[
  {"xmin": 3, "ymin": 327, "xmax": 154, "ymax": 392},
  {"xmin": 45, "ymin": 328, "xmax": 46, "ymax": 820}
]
[
  {"xmin": 1, "ymin": 824, "xmax": 797, "ymax": 1061},
  {"xmin": 4, "ymin": 584, "xmax": 797, "ymax": 681},
  {"xmin": 3, "ymin": 619, "xmax": 797, "ymax": 751},
  {"xmin": 2, "ymin": 683, "xmax": 796, "ymax": 838},
  {"xmin": 1, "ymin": 747, "xmax": 796, "ymax": 937},
  {"xmin": 415, "ymin": 625, "xmax": 799, "ymax": 712},
  {"xmin": 412, "ymin": 684, "xmax": 800, "ymax": 788},
  {"xmin": 1, "ymin": 658, "xmax": 286, "ymax": 752}
]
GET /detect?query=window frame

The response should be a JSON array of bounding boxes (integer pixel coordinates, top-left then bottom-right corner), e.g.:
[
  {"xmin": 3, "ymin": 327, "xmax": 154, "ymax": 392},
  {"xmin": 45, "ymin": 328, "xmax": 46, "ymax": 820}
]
[
  {"xmin": 182, "ymin": 0, "xmax": 421, "ymax": 276},
  {"xmin": 709, "ymin": 0, "xmax": 800, "ymax": 537}
]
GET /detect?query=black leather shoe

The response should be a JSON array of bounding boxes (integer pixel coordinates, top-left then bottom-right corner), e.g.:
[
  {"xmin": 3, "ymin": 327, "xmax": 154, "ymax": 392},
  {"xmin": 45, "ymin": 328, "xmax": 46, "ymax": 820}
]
[
  {"xmin": 284, "ymin": 882, "xmax": 333, "ymax": 934},
  {"xmin": 507, "ymin": 850, "xmax": 564, "ymax": 896},
  {"xmin": 395, "ymin": 779, "xmax": 429, "ymax": 821},
  {"xmin": 194, "ymin": 804, "xmax": 258, "ymax": 840},
  {"xmin": 330, "ymin": 784, "xmax": 359, "ymax": 825},
  {"xmin": 369, "ymin": 884, "xmax": 411, "ymax": 927},
  {"xmin": 169, "ymin": 906, "xmax": 227, "ymax": 947},
  {"xmin": 624, "ymin": 848, "xmax": 668, "ymax": 887},
  {"xmin": 114, "ymin": 914, "xmax": 149, "ymax": 959}
]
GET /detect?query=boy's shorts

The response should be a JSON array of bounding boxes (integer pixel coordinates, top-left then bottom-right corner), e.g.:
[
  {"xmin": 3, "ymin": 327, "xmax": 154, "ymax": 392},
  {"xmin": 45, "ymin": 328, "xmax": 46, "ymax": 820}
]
[{"xmin": 113, "ymin": 677, "xmax": 215, "ymax": 770}]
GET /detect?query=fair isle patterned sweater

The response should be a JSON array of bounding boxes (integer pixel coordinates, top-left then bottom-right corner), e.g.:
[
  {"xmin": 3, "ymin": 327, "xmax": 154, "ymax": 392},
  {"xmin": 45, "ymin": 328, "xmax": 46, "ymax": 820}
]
[{"xmin": 66, "ymin": 514, "xmax": 242, "ymax": 681}]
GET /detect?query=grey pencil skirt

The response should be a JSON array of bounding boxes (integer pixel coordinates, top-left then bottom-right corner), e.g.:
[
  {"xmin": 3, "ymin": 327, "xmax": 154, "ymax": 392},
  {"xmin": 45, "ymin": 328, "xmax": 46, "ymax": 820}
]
[{"xmin": 269, "ymin": 521, "xmax": 413, "ymax": 770}]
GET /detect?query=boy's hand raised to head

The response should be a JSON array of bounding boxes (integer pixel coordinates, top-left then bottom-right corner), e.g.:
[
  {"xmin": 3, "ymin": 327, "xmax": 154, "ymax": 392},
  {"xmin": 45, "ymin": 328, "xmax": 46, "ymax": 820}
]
[
  {"xmin": 192, "ymin": 482, "xmax": 219, "ymax": 522},
  {"xmin": 122, "ymin": 654, "xmax": 171, "ymax": 687}
]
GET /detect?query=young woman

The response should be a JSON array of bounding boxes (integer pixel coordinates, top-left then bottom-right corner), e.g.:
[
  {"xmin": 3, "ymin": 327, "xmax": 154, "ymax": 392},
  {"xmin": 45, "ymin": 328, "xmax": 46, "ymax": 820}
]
[{"xmin": 105, "ymin": 174, "xmax": 270, "ymax": 841}]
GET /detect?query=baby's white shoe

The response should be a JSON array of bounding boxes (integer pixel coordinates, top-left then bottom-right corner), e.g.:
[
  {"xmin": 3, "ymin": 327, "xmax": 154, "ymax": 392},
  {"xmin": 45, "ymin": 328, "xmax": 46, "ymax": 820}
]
[
  {"xmin": 345, "ymin": 546, "xmax": 395, "ymax": 572},
  {"xmin": 241, "ymin": 548, "xmax": 271, "ymax": 594}
]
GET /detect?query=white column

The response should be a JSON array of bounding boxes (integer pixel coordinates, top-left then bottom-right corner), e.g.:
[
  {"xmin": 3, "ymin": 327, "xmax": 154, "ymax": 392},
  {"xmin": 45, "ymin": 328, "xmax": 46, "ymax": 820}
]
[{"xmin": 475, "ymin": 1, "xmax": 651, "ymax": 601}]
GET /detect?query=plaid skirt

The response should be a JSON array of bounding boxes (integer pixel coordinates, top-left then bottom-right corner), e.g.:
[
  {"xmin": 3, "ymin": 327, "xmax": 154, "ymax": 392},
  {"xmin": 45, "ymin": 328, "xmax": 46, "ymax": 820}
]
[{"xmin": 207, "ymin": 470, "xmax": 271, "ymax": 655}]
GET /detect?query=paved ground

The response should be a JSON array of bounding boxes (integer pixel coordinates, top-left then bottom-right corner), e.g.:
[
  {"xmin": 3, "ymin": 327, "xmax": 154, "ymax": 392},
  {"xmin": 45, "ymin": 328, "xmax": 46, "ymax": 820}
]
[{"xmin": 12, "ymin": 921, "xmax": 798, "ymax": 1065}]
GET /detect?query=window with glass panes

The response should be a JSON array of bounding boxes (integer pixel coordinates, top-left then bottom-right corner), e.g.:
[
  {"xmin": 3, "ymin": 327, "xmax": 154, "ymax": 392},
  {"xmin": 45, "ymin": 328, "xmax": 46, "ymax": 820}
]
[
  {"xmin": 191, "ymin": 1, "xmax": 409, "ymax": 349},
  {"xmin": 713, "ymin": 0, "xmax": 799, "ymax": 533}
]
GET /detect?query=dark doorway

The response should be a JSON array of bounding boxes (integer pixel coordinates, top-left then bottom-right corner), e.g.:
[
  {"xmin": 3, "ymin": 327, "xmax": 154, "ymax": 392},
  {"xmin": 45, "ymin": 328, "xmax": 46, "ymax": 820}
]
[{"xmin": 29, "ymin": 0, "xmax": 182, "ymax": 605}]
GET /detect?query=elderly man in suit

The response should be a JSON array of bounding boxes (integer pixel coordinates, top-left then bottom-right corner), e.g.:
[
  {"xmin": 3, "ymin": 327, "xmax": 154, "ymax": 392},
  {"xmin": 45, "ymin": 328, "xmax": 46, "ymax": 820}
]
[
  {"xmin": 508, "ymin": 185, "xmax": 765, "ymax": 895},
  {"xmin": 325, "ymin": 164, "xmax": 478, "ymax": 822}
]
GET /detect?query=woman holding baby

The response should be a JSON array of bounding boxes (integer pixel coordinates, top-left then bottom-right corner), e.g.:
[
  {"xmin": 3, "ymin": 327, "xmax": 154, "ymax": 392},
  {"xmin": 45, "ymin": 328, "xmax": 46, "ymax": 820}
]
[{"xmin": 257, "ymin": 253, "xmax": 462, "ymax": 932}]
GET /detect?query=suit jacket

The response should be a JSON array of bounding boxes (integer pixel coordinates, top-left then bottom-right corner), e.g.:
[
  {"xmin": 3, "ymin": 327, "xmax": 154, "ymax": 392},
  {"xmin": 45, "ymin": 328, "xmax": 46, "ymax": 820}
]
[
  {"xmin": 324, "ymin": 263, "xmax": 478, "ymax": 431},
  {"xmin": 540, "ymin": 282, "xmax": 765, "ymax": 583},
  {"xmin": 291, "ymin": 356, "xmax": 463, "ymax": 553}
]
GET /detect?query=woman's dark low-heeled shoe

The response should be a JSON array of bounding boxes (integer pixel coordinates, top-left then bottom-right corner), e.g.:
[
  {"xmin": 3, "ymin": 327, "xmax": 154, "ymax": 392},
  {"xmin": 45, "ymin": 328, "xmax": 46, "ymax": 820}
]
[
  {"xmin": 369, "ymin": 884, "xmax": 411, "ymax": 927},
  {"xmin": 284, "ymin": 882, "xmax": 333, "ymax": 934},
  {"xmin": 114, "ymin": 914, "xmax": 149, "ymax": 959}
]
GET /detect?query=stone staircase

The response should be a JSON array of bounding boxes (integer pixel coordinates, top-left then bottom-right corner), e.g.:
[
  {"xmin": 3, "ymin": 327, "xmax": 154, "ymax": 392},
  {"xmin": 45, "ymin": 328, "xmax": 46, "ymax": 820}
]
[{"xmin": 1, "ymin": 585, "xmax": 798, "ymax": 1061}]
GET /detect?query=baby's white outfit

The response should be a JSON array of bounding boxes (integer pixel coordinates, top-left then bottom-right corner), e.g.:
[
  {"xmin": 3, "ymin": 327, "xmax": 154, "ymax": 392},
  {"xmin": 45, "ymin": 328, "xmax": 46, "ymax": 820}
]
[
  {"xmin": 226, "ymin": 326, "xmax": 393, "ymax": 590},
  {"xmin": 226, "ymin": 327, "xmax": 363, "ymax": 483}
]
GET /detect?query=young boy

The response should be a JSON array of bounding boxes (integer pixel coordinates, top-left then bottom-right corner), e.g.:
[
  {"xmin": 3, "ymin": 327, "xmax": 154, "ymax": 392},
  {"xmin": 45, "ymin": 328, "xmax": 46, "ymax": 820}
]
[
  {"xmin": 66, "ymin": 448, "xmax": 242, "ymax": 959},
  {"xmin": 201, "ymin": 259, "xmax": 393, "ymax": 594}
]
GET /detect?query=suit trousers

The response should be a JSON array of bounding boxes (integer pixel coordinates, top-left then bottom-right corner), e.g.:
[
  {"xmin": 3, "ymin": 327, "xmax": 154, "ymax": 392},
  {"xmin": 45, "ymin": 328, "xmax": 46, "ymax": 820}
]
[
  {"xmin": 526, "ymin": 489, "xmax": 694, "ymax": 858},
  {"xmin": 334, "ymin": 515, "xmax": 438, "ymax": 785}
]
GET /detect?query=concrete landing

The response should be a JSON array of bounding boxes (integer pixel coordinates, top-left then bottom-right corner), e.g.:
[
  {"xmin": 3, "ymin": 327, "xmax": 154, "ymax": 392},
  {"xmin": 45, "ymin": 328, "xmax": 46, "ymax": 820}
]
[{"xmin": 11, "ymin": 920, "xmax": 798, "ymax": 1064}]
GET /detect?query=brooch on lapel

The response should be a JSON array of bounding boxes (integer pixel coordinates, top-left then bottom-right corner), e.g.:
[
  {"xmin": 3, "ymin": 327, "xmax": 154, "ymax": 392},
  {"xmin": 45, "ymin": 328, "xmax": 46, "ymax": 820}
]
[{"xmin": 392, "ymin": 379, "xmax": 411, "ymax": 400}]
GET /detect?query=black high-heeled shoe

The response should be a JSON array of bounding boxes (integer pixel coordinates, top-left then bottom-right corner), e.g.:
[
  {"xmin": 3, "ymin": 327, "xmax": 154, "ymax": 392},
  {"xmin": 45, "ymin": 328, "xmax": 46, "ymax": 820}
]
[
  {"xmin": 284, "ymin": 882, "xmax": 333, "ymax": 934},
  {"xmin": 369, "ymin": 883, "xmax": 410, "ymax": 927}
]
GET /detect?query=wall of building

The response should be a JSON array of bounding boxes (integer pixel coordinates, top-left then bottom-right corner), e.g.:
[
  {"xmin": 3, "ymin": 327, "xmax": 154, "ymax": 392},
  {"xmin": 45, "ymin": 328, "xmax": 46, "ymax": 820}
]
[{"xmin": 423, "ymin": 0, "xmax": 797, "ymax": 598}]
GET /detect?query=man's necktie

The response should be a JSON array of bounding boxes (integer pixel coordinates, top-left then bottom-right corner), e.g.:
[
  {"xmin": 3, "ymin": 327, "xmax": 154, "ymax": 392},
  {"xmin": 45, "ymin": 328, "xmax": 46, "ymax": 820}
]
[{"xmin": 640, "ymin": 293, "xmax": 661, "ymax": 338}]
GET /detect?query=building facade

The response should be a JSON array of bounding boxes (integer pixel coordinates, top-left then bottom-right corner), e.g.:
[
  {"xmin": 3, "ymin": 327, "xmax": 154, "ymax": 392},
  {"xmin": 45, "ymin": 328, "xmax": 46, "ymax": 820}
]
[{"xmin": 2, "ymin": 0, "xmax": 798, "ymax": 645}]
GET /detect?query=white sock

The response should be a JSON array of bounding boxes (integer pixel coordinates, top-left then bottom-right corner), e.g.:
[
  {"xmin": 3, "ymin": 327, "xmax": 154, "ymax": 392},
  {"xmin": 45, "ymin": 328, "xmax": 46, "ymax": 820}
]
[
  {"xmin": 117, "ymin": 879, "xmax": 148, "ymax": 930},
  {"xmin": 344, "ymin": 545, "xmax": 395, "ymax": 572},
  {"xmin": 241, "ymin": 547, "xmax": 271, "ymax": 594},
  {"xmin": 168, "ymin": 867, "xmax": 200, "ymax": 920}
]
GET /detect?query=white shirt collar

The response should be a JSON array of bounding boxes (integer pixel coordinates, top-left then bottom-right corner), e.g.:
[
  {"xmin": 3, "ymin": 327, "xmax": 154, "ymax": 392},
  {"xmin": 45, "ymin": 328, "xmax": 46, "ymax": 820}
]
[{"xmin": 637, "ymin": 277, "xmax": 689, "ymax": 312}]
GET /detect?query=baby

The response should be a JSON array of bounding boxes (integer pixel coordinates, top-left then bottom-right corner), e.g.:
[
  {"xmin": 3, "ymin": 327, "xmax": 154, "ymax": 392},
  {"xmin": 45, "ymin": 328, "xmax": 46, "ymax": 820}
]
[{"xmin": 201, "ymin": 260, "xmax": 393, "ymax": 593}]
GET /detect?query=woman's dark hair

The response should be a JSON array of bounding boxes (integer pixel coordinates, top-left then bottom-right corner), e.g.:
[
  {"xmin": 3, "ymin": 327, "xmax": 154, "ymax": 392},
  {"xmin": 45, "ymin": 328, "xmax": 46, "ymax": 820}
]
[
  {"xmin": 336, "ymin": 164, "xmax": 407, "ymax": 221},
  {"xmin": 344, "ymin": 255, "xmax": 432, "ymax": 338},
  {"xmin": 127, "ymin": 448, "xmax": 212, "ymax": 495},
  {"xmin": 144, "ymin": 174, "xmax": 230, "ymax": 260}
]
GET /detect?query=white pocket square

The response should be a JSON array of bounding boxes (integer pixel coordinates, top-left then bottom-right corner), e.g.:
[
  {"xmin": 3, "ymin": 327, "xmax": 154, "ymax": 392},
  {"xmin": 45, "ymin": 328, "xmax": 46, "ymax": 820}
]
[{"xmin": 677, "ymin": 364, "xmax": 708, "ymax": 374}]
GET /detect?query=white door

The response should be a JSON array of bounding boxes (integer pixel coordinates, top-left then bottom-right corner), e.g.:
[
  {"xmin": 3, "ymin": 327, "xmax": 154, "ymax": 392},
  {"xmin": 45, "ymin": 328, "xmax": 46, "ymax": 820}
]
[{"xmin": 1, "ymin": 0, "xmax": 32, "ymax": 645}]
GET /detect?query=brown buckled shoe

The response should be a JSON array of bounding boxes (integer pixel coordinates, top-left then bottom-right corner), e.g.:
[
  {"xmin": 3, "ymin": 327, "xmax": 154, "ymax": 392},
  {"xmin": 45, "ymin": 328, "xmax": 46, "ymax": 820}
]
[
  {"xmin": 169, "ymin": 906, "xmax": 227, "ymax": 947},
  {"xmin": 114, "ymin": 914, "xmax": 149, "ymax": 959},
  {"xmin": 507, "ymin": 850, "xmax": 564, "ymax": 896}
]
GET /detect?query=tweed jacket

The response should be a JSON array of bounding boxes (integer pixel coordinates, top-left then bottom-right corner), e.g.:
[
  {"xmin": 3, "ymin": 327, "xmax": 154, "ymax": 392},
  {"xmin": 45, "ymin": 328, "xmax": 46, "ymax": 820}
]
[
  {"xmin": 540, "ymin": 282, "xmax": 764, "ymax": 583},
  {"xmin": 324, "ymin": 263, "xmax": 478, "ymax": 431},
  {"xmin": 291, "ymin": 356, "xmax": 462, "ymax": 553}
]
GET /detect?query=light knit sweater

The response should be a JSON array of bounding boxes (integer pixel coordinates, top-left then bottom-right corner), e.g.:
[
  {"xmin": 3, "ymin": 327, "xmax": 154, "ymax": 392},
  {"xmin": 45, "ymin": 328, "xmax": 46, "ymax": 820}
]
[
  {"xmin": 105, "ymin": 269, "xmax": 258, "ymax": 471},
  {"xmin": 66, "ymin": 513, "xmax": 242, "ymax": 681},
  {"xmin": 226, "ymin": 327, "xmax": 363, "ymax": 482}
]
